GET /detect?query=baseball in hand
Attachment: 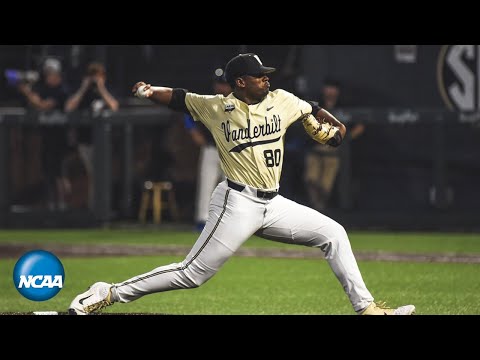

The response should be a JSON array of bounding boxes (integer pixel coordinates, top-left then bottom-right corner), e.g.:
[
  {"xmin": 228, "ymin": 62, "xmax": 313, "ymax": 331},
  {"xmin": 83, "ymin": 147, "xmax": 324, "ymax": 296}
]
[{"xmin": 136, "ymin": 85, "xmax": 149, "ymax": 98}]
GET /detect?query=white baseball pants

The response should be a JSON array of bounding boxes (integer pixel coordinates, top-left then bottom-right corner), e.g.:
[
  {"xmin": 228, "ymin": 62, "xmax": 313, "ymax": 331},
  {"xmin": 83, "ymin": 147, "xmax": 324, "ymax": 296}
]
[{"xmin": 113, "ymin": 180, "xmax": 374, "ymax": 312}]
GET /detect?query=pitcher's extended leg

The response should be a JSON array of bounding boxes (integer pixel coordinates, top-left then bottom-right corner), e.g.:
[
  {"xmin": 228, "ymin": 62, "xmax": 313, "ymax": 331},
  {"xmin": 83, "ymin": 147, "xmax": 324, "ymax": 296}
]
[
  {"xmin": 256, "ymin": 195, "xmax": 373, "ymax": 312},
  {"xmin": 114, "ymin": 182, "xmax": 264, "ymax": 303}
]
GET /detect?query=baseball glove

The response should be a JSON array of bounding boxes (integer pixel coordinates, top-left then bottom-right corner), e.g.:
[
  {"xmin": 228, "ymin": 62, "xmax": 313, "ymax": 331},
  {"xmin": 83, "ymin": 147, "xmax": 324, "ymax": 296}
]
[{"xmin": 300, "ymin": 113, "xmax": 342, "ymax": 147}]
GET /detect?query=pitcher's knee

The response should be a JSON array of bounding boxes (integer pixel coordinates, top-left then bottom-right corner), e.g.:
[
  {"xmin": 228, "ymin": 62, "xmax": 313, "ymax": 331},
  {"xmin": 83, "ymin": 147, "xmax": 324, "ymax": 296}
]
[
  {"xmin": 330, "ymin": 221, "xmax": 348, "ymax": 240},
  {"xmin": 182, "ymin": 264, "xmax": 215, "ymax": 288},
  {"xmin": 311, "ymin": 221, "xmax": 349, "ymax": 255}
]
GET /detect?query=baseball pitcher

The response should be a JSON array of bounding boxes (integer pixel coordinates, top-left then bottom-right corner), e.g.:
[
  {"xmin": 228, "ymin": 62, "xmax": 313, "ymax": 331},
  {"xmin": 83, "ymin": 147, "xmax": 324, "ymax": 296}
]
[{"xmin": 69, "ymin": 53, "xmax": 415, "ymax": 315}]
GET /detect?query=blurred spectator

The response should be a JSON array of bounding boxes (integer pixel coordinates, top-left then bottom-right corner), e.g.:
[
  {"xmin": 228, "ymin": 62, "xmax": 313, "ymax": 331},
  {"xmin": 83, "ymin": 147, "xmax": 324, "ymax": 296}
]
[
  {"xmin": 65, "ymin": 62, "xmax": 119, "ymax": 113},
  {"xmin": 184, "ymin": 68, "xmax": 232, "ymax": 231},
  {"xmin": 18, "ymin": 58, "xmax": 68, "ymax": 111},
  {"xmin": 304, "ymin": 78, "xmax": 365, "ymax": 210},
  {"xmin": 63, "ymin": 62, "xmax": 119, "ymax": 209},
  {"xmin": 17, "ymin": 57, "xmax": 71, "ymax": 210}
]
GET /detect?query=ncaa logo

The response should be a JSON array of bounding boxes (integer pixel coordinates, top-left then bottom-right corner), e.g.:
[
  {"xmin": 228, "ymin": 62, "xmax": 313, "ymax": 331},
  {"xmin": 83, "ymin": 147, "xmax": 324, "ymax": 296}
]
[
  {"xmin": 437, "ymin": 45, "xmax": 480, "ymax": 111},
  {"xmin": 13, "ymin": 250, "xmax": 65, "ymax": 301}
]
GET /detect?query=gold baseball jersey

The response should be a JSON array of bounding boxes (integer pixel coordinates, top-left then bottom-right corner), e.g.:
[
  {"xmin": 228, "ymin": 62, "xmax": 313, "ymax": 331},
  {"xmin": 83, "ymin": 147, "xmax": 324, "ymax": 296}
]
[{"xmin": 185, "ymin": 89, "xmax": 312, "ymax": 190}]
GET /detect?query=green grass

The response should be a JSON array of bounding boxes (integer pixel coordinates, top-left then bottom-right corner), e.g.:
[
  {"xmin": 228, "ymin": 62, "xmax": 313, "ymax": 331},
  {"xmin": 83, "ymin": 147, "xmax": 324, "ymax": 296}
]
[
  {"xmin": 350, "ymin": 232, "xmax": 480, "ymax": 254},
  {"xmin": 0, "ymin": 229, "xmax": 479, "ymax": 254},
  {"xmin": 1, "ymin": 255, "xmax": 479, "ymax": 315},
  {"xmin": 1, "ymin": 229, "xmax": 479, "ymax": 314}
]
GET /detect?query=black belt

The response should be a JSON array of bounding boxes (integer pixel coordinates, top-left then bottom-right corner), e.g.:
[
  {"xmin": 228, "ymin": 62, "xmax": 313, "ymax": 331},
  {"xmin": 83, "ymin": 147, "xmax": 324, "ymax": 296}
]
[{"xmin": 227, "ymin": 179, "xmax": 278, "ymax": 200}]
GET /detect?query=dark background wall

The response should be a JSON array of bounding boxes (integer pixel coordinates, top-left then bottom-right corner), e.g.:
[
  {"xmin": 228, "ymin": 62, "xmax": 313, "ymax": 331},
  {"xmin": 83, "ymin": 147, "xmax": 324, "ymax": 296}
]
[
  {"xmin": 302, "ymin": 45, "xmax": 444, "ymax": 107},
  {"xmin": 1, "ymin": 45, "xmax": 479, "ymax": 230}
]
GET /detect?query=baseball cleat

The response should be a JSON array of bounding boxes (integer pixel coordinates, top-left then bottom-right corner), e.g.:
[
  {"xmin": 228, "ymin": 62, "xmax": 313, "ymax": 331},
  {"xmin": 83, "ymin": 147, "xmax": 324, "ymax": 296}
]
[
  {"xmin": 359, "ymin": 301, "xmax": 416, "ymax": 315},
  {"xmin": 68, "ymin": 282, "xmax": 114, "ymax": 315}
]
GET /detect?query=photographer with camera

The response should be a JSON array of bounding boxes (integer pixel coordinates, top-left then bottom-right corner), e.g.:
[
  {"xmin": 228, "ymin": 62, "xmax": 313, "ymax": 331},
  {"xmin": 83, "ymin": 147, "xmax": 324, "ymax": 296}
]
[
  {"xmin": 65, "ymin": 62, "xmax": 118, "ymax": 114},
  {"xmin": 17, "ymin": 58, "xmax": 68, "ymax": 112},
  {"xmin": 63, "ymin": 62, "xmax": 119, "ymax": 209}
]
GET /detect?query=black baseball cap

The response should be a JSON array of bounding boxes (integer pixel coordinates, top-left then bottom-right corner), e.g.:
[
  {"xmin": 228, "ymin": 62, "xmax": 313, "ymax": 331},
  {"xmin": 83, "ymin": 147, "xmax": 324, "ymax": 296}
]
[{"xmin": 225, "ymin": 53, "xmax": 276, "ymax": 84}]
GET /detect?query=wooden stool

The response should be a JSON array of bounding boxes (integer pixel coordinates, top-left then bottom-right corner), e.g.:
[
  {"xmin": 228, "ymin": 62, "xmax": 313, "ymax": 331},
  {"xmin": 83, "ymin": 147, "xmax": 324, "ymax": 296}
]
[{"xmin": 138, "ymin": 181, "xmax": 179, "ymax": 224}]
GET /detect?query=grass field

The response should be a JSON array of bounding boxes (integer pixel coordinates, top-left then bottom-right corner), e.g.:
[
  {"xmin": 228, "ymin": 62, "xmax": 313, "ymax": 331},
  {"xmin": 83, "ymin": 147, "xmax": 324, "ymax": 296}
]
[{"xmin": 1, "ymin": 229, "xmax": 479, "ymax": 315}]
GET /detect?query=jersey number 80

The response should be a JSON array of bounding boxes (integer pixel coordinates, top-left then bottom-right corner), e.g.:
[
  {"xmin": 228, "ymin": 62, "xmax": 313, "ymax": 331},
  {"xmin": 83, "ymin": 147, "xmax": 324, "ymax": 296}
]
[{"xmin": 264, "ymin": 149, "xmax": 281, "ymax": 167}]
